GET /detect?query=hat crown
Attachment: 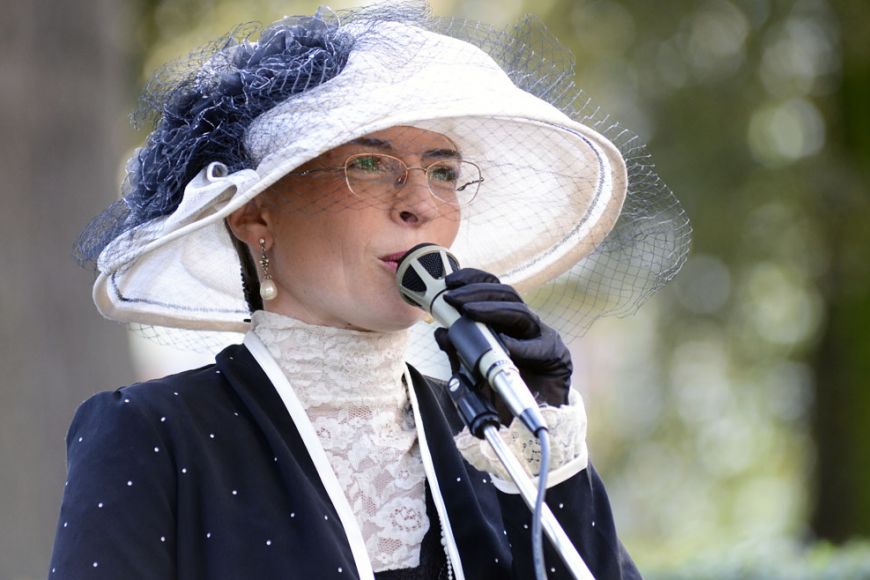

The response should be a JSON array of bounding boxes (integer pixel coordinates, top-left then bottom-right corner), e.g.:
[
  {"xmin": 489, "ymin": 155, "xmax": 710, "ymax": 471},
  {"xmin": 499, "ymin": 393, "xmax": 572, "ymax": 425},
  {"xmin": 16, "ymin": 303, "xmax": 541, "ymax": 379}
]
[{"xmin": 244, "ymin": 23, "xmax": 515, "ymax": 168}]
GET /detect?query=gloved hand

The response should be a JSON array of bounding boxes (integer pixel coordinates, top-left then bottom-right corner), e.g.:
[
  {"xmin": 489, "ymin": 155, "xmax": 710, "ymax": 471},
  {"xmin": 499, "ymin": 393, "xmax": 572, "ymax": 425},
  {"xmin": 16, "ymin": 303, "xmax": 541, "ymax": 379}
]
[{"xmin": 433, "ymin": 268, "xmax": 572, "ymax": 425}]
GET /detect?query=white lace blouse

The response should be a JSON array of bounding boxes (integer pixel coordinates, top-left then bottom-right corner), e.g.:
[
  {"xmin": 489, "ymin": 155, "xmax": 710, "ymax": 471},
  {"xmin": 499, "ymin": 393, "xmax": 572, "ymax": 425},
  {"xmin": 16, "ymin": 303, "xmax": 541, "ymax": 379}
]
[{"xmin": 252, "ymin": 310, "xmax": 588, "ymax": 572}]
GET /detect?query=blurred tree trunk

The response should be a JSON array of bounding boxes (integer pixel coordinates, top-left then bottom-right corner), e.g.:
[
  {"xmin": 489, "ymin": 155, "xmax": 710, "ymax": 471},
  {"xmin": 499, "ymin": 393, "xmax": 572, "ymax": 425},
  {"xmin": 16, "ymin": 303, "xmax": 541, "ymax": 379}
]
[
  {"xmin": 810, "ymin": 0, "xmax": 870, "ymax": 542},
  {"xmin": 0, "ymin": 0, "xmax": 135, "ymax": 577}
]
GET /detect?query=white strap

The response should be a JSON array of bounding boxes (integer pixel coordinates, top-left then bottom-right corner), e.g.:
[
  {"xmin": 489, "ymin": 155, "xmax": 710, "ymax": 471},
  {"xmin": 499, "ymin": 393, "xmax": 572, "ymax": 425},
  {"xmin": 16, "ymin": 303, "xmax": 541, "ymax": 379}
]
[
  {"xmin": 244, "ymin": 332, "xmax": 375, "ymax": 580},
  {"xmin": 404, "ymin": 365, "xmax": 465, "ymax": 579}
]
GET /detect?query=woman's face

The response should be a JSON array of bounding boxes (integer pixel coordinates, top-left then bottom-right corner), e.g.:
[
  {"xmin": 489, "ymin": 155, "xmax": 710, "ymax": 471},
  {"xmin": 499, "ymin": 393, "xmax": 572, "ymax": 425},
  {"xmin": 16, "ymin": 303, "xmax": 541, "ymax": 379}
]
[{"xmin": 233, "ymin": 126, "xmax": 462, "ymax": 332}]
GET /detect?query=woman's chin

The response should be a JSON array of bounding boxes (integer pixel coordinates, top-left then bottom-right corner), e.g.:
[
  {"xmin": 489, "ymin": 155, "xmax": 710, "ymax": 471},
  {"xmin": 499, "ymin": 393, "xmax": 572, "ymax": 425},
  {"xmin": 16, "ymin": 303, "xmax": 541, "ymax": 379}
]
[{"xmin": 355, "ymin": 304, "xmax": 425, "ymax": 333}]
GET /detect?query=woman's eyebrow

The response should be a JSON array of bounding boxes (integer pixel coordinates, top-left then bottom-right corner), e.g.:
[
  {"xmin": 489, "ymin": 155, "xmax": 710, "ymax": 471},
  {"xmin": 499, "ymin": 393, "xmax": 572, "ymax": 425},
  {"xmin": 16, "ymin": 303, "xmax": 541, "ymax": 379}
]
[
  {"xmin": 349, "ymin": 137, "xmax": 393, "ymax": 150},
  {"xmin": 423, "ymin": 148, "xmax": 460, "ymax": 160},
  {"xmin": 348, "ymin": 138, "xmax": 460, "ymax": 159}
]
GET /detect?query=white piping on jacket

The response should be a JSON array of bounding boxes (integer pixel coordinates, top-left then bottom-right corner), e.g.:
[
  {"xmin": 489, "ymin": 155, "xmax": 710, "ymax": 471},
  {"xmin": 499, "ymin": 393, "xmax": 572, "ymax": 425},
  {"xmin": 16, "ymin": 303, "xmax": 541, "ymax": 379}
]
[
  {"xmin": 403, "ymin": 366, "xmax": 465, "ymax": 579},
  {"xmin": 244, "ymin": 332, "xmax": 375, "ymax": 580}
]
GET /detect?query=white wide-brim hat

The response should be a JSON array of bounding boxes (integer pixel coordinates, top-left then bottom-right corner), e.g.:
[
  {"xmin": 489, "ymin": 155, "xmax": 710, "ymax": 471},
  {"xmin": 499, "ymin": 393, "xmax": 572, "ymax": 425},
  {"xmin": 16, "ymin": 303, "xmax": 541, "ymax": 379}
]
[{"xmin": 81, "ymin": 7, "xmax": 689, "ymax": 375}]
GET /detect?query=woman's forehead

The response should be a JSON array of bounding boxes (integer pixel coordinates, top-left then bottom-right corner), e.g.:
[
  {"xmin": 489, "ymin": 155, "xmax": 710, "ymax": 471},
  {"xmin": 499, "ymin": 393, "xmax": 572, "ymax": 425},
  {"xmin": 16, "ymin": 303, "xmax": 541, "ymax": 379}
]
[{"xmin": 332, "ymin": 125, "xmax": 458, "ymax": 156}]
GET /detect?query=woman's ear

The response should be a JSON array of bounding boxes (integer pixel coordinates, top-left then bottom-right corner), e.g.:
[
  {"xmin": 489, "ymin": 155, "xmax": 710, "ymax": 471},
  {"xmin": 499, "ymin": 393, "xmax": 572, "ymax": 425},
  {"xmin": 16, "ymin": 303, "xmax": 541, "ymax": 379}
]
[{"xmin": 226, "ymin": 199, "xmax": 270, "ymax": 249}]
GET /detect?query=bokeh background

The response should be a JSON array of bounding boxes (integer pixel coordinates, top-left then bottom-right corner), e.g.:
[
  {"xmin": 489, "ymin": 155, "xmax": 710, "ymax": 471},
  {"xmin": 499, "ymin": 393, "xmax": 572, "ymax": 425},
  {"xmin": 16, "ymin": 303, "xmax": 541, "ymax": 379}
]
[{"xmin": 2, "ymin": 0, "xmax": 869, "ymax": 578}]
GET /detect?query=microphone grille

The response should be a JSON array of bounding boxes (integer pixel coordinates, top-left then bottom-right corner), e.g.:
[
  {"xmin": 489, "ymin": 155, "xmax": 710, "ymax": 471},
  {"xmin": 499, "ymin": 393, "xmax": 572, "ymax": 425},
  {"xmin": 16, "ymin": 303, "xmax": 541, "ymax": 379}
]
[
  {"xmin": 400, "ymin": 267, "xmax": 427, "ymax": 292},
  {"xmin": 395, "ymin": 244, "xmax": 461, "ymax": 309},
  {"xmin": 418, "ymin": 251, "xmax": 445, "ymax": 278}
]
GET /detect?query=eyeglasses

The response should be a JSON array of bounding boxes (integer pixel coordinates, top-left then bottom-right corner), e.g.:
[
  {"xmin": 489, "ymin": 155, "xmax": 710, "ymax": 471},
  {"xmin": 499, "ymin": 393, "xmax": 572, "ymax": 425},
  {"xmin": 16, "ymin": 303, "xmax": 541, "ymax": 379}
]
[{"xmin": 288, "ymin": 153, "xmax": 484, "ymax": 207}]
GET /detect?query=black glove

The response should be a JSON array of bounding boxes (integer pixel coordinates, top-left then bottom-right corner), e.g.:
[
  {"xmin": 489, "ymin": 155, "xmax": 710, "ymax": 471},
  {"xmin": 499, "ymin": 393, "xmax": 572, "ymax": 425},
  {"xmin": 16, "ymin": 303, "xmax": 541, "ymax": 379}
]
[{"xmin": 433, "ymin": 268, "xmax": 572, "ymax": 425}]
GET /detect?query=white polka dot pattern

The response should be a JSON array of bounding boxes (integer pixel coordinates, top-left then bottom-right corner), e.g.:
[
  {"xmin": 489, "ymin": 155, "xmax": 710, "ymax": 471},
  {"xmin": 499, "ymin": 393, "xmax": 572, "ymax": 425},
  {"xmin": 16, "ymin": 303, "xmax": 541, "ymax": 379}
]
[{"xmin": 47, "ymin": 341, "xmax": 633, "ymax": 578}]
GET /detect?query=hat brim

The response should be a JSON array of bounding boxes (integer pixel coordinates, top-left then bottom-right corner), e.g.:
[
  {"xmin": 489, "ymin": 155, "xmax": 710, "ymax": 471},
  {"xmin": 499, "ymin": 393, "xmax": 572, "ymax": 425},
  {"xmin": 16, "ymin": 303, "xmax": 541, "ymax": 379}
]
[
  {"xmin": 94, "ymin": 110, "xmax": 625, "ymax": 333},
  {"xmin": 93, "ymin": 21, "xmax": 629, "ymax": 356}
]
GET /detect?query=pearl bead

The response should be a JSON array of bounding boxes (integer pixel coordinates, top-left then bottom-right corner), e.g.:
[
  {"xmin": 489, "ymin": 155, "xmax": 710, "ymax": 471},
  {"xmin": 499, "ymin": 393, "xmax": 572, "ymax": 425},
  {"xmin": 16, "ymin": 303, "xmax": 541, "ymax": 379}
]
[{"xmin": 260, "ymin": 279, "xmax": 278, "ymax": 301}]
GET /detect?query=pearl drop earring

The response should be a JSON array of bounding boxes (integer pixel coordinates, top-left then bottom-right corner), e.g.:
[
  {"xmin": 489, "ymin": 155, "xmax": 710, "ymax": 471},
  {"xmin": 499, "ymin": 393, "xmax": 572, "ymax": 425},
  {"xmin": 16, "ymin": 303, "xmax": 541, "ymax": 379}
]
[{"xmin": 258, "ymin": 238, "xmax": 277, "ymax": 301}]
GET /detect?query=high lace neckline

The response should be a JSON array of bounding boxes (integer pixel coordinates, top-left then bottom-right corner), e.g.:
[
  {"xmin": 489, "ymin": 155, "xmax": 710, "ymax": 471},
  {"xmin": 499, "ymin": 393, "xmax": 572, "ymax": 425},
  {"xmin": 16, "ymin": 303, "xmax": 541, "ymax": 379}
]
[
  {"xmin": 251, "ymin": 310, "xmax": 410, "ymax": 408},
  {"xmin": 251, "ymin": 310, "xmax": 430, "ymax": 572}
]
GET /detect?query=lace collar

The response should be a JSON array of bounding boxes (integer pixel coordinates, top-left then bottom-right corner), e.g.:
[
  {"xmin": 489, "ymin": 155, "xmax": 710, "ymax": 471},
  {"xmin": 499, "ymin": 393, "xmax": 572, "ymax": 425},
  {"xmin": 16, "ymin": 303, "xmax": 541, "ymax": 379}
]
[
  {"xmin": 250, "ymin": 310, "xmax": 430, "ymax": 572},
  {"xmin": 250, "ymin": 310, "xmax": 411, "ymax": 409}
]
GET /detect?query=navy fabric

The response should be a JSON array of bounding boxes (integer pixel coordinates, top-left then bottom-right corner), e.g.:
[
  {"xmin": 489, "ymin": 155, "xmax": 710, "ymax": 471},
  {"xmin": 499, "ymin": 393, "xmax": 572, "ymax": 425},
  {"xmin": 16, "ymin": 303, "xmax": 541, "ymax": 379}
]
[{"xmin": 49, "ymin": 344, "xmax": 640, "ymax": 579}]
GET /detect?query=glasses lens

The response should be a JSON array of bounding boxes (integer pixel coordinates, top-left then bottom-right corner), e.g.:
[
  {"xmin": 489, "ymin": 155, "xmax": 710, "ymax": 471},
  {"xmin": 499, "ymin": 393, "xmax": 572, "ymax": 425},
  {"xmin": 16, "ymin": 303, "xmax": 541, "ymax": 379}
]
[
  {"xmin": 345, "ymin": 154, "xmax": 481, "ymax": 207},
  {"xmin": 345, "ymin": 154, "xmax": 401, "ymax": 180},
  {"xmin": 345, "ymin": 153, "xmax": 404, "ymax": 202},
  {"xmin": 428, "ymin": 160, "xmax": 481, "ymax": 207}
]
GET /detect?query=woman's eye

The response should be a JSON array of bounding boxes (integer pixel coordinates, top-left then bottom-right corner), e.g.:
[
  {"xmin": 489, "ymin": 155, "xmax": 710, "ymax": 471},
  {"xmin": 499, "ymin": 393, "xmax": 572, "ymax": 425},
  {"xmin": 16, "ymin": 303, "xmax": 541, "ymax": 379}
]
[
  {"xmin": 429, "ymin": 165, "xmax": 458, "ymax": 182},
  {"xmin": 348, "ymin": 155, "xmax": 385, "ymax": 173}
]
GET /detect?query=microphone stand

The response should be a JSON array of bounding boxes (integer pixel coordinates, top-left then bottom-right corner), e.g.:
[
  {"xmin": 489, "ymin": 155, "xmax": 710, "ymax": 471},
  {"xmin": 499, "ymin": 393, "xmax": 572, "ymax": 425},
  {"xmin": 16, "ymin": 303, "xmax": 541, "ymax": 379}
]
[{"xmin": 446, "ymin": 373, "xmax": 595, "ymax": 580}]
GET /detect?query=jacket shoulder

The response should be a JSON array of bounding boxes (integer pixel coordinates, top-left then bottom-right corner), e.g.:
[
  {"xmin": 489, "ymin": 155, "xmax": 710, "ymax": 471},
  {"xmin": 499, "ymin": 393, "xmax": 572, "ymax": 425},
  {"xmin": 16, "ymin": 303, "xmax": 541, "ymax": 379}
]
[{"xmin": 74, "ymin": 344, "xmax": 247, "ymax": 428}]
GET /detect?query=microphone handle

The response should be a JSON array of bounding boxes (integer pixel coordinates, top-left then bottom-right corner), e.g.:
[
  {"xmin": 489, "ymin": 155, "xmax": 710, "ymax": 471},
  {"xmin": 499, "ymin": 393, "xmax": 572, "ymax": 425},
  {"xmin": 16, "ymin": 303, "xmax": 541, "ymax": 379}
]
[
  {"xmin": 441, "ymin": 307, "xmax": 547, "ymax": 433},
  {"xmin": 489, "ymin": 365, "xmax": 548, "ymax": 434},
  {"xmin": 400, "ymin": 246, "xmax": 548, "ymax": 433}
]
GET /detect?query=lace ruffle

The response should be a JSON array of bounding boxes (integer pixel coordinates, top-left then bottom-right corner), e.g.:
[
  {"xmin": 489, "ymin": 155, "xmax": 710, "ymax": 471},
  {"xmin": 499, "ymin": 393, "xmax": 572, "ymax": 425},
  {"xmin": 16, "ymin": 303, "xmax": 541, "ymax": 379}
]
[{"xmin": 453, "ymin": 389, "xmax": 588, "ymax": 481}]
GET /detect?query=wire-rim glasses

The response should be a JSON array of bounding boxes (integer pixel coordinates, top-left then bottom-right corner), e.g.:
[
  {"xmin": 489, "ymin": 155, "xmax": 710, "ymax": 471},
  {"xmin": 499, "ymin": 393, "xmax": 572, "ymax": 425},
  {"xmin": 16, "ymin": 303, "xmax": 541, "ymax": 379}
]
[{"xmin": 289, "ymin": 153, "xmax": 484, "ymax": 207}]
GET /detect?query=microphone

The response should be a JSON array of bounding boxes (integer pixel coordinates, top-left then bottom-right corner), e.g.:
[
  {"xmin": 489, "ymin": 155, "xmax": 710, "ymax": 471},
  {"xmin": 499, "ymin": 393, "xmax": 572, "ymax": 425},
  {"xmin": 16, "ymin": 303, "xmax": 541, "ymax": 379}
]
[{"xmin": 396, "ymin": 243, "xmax": 547, "ymax": 433}]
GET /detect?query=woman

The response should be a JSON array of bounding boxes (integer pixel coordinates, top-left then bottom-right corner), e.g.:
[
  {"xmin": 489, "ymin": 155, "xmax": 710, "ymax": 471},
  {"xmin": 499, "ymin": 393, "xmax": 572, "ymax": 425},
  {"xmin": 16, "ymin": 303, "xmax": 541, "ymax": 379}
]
[{"xmin": 51, "ymin": 5, "xmax": 688, "ymax": 579}]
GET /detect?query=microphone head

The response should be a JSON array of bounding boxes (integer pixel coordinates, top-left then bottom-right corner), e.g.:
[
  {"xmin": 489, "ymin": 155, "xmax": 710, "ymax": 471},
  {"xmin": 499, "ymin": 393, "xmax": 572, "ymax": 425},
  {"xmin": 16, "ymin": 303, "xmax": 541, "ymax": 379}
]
[{"xmin": 396, "ymin": 243, "xmax": 461, "ymax": 311}]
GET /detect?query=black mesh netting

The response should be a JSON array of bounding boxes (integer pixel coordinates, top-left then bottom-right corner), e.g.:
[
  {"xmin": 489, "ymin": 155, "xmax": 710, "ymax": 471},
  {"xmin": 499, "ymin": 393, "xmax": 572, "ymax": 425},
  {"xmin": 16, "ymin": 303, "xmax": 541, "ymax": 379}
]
[{"xmin": 77, "ymin": 1, "xmax": 691, "ymax": 359}]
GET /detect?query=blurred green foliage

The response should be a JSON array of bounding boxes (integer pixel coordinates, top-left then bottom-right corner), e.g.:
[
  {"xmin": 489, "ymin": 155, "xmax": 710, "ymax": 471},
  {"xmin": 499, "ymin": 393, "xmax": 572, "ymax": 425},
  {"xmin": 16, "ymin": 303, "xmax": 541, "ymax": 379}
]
[
  {"xmin": 126, "ymin": 0, "xmax": 870, "ymax": 574},
  {"xmin": 647, "ymin": 540, "xmax": 870, "ymax": 579}
]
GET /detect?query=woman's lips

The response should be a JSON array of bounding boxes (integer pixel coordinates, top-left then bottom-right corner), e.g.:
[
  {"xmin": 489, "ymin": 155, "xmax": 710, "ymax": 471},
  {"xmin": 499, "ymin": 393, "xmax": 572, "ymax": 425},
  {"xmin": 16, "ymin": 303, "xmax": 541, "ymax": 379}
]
[{"xmin": 379, "ymin": 251, "xmax": 409, "ymax": 273}]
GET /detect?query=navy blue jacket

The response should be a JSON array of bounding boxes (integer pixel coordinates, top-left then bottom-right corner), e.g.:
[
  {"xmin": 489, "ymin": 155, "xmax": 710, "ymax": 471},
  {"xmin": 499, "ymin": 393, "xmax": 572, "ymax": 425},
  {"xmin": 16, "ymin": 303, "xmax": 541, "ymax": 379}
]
[{"xmin": 49, "ymin": 342, "xmax": 640, "ymax": 579}]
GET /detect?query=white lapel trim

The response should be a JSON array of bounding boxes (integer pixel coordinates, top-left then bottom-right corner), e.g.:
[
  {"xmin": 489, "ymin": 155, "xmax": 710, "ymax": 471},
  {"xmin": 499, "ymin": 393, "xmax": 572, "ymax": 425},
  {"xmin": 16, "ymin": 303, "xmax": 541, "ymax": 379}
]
[
  {"xmin": 404, "ymin": 365, "xmax": 465, "ymax": 580},
  {"xmin": 244, "ymin": 332, "xmax": 375, "ymax": 580}
]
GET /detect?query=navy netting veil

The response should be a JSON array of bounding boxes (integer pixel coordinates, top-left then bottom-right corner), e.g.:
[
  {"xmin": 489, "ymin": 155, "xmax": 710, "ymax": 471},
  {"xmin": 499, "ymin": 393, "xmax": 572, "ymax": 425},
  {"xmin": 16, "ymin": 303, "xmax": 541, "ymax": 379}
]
[
  {"xmin": 77, "ymin": 1, "xmax": 690, "ymax": 367},
  {"xmin": 76, "ymin": 13, "xmax": 357, "ymax": 266}
]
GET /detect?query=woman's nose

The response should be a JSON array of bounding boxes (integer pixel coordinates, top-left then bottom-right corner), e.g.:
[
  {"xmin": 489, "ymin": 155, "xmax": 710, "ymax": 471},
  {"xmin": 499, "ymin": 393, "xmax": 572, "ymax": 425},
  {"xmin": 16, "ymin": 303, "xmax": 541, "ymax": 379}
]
[{"xmin": 393, "ymin": 168, "xmax": 439, "ymax": 225}]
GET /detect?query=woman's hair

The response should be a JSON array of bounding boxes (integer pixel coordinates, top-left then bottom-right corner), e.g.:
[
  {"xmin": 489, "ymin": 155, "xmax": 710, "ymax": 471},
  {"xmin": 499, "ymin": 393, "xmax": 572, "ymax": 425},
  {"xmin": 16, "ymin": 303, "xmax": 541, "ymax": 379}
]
[
  {"xmin": 225, "ymin": 222, "xmax": 263, "ymax": 313},
  {"xmin": 76, "ymin": 13, "xmax": 356, "ymax": 267}
]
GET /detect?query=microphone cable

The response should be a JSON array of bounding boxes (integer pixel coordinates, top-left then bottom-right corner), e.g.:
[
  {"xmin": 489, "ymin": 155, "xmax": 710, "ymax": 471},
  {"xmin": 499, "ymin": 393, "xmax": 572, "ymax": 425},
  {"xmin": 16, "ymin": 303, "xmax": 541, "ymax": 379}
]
[{"xmin": 532, "ymin": 428, "xmax": 551, "ymax": 580}]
